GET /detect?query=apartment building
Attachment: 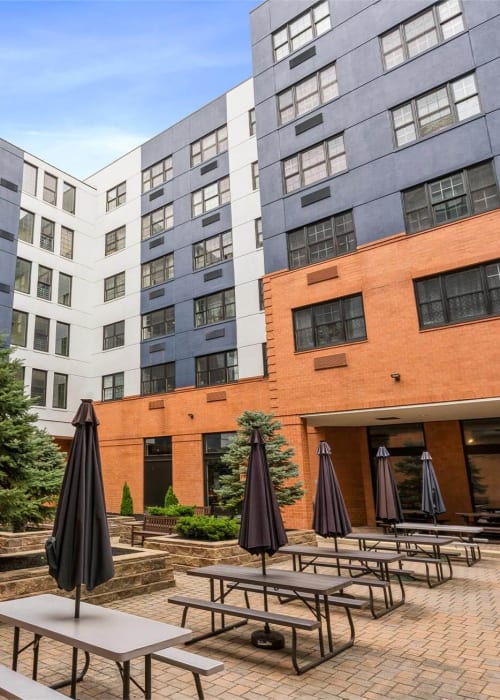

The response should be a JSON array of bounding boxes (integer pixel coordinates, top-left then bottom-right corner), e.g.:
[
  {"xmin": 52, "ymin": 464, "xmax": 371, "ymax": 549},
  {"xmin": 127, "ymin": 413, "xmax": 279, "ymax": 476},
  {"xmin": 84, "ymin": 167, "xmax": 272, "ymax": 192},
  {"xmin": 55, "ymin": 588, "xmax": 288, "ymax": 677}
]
[{"xmin": 0, "ymin": 0, "xmax": 499, "ymax": 527}]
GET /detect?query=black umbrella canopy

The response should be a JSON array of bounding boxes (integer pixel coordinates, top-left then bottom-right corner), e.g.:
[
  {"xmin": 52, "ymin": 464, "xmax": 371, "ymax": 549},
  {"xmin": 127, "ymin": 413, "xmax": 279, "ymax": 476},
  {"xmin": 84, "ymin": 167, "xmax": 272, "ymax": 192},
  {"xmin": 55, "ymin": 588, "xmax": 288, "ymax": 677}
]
[
  {"xmin": 46, "ymin": 399, "xmax": 114, "ymax": 616},
  {"xmin": 421, "ymin": 451, "xmax": 446, "ymax": 524},
  {"xmin": 312, "ymin": 441, "xmax": 351, "ymax": 550},
  {"xmin": 238, "ymin": 428, "xmax": 288, "ymax": 574},
  {"xmin": 375, "ymin": 446, "xmax": 403, "ymax": 525}
]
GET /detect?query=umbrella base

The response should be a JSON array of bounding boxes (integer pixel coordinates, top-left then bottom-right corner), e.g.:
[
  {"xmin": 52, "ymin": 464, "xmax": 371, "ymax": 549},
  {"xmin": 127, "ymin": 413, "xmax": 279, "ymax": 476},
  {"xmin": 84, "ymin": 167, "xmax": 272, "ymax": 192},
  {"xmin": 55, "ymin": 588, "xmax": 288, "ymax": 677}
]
[{"xmin": 251, "ymin": 628, "xmax": 285, "ymax": 650}]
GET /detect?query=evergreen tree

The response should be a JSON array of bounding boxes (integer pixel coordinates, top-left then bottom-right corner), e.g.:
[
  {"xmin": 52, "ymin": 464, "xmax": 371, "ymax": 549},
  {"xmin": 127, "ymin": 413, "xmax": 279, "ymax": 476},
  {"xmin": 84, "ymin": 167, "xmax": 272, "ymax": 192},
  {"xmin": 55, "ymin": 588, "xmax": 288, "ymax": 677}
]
[
  {"xmin": 215, "ymin": 410, "xmax": 304, "ymax": 515},
  {"xmin": 164, "ymin": 485, "xmax": 179, "ymax": 508},
  {"xmin": 120, "ymin": 482, "xmax": 134, "ymax": 516}
]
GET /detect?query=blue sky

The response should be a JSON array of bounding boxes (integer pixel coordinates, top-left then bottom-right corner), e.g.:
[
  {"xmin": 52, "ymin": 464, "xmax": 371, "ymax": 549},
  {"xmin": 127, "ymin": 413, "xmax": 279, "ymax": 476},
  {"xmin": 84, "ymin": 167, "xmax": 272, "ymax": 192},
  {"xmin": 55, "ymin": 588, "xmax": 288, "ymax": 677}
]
[{"xmin": 0, "ymin": 0, "xmax": 257, "ymax": 179}]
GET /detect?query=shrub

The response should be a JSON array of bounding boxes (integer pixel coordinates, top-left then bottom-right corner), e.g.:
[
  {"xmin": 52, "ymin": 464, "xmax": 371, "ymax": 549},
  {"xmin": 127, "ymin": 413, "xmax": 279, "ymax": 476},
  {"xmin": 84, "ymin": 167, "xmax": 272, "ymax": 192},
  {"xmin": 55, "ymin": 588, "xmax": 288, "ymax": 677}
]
[
  {"xmin": 120, "ymin": 482, "xmax": 134, "ymax": 516},
  {"xmin": 164, "ymin": 486, "xmax": 179, "ymax": 508},
  {"xmin": 146, "ymin": 504, "xmax": 195, "ymax": 517},
  {"xmin": 175, "ymin": 515, "xmax": 240, "ymax": 541}
]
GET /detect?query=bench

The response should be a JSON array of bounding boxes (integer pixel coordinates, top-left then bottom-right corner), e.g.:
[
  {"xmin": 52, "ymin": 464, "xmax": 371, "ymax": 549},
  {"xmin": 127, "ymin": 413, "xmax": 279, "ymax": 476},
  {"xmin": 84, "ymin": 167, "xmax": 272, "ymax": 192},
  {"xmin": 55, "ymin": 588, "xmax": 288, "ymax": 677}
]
[
  {"xmin": 0, "ymin": 663, "xmax": 66, "ymax": 699},
  {"xmin": 402, "ymin": 555, "xmax": 452, "ymax": 588},
  {"xmin": 152, "ymin": 647, "xmax": 223, "ymax": 700},
  {"xmin": 131, "ymin": 515, "xmax": 178, "ymax": 546}
]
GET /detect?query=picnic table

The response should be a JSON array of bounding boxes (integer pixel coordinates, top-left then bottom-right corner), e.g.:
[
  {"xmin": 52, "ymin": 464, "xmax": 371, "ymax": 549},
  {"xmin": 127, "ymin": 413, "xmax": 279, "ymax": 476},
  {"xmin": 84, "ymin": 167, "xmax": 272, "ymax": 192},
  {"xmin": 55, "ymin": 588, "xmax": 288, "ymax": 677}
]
[
  {"xmin": 456, "ymin": 512, "xmax": 500, "ymax": 538},
  {"xmin": 279, "ymin": 544, "xmax": 406, "ymax": 618},
  {"xmin": 395, "ymin": 522, "xmax": 484, "ymax": 565},
  {"xmin": 168, "ymin": 564, "xmax": 353, "ymax": 675}
]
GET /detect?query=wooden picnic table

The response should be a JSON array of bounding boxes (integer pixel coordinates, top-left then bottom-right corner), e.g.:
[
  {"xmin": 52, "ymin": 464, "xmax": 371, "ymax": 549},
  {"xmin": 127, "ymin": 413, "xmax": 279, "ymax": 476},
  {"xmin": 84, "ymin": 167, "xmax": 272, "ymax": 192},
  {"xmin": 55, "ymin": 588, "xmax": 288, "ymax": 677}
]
[{"xmin": 395, "ymin": 522, "xmax": 484, "ymax": 565}]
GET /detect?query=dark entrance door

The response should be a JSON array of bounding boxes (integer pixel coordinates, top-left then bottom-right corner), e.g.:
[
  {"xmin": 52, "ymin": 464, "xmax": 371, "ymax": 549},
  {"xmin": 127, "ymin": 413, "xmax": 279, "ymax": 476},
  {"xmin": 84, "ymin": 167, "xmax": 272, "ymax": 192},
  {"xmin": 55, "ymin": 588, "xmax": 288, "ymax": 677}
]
[{"xmin": 143, "ymin": 436, "xmax": 172, "ymax": 509}]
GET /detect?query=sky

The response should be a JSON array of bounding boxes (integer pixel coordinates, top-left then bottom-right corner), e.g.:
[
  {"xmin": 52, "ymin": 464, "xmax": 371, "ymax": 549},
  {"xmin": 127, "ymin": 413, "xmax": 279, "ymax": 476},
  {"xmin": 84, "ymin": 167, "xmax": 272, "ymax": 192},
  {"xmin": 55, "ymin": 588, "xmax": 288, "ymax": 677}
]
[{"xmin": 0, "ymin": 0, "xmax": 257, "ymax": 180}]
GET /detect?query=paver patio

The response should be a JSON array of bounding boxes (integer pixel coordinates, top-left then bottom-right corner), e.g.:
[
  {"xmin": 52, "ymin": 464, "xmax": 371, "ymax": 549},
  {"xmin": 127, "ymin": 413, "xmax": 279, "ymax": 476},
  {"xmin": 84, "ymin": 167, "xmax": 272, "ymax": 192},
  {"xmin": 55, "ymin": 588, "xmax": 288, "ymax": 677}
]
[{"xmin": 0, "ymin": 539, "xmax": 498, "ymax": 699}]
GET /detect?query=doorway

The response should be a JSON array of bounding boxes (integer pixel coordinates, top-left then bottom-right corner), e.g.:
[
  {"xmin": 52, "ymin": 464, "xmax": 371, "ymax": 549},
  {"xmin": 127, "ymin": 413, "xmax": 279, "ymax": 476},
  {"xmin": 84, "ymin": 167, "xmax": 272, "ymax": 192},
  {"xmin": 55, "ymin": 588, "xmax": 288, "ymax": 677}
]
[{"xmin": 143, "ymin": 436, "xmax": 172, "ymax": 509}]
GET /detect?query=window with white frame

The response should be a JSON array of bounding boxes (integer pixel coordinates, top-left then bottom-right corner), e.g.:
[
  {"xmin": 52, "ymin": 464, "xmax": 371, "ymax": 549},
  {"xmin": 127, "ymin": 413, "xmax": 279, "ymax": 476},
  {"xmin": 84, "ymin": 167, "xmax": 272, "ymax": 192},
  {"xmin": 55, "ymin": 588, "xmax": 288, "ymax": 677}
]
[
  {"xmin": 193, "ymin": 231, "xmax": 232, "ymax": 270},
  {"xmin": 102, "ymin": 372, "xmax": 124, "ymax": 401},
  {"xmin": 196, "ymin": 350, "xmax": 238, "ymax": 387},
  {"xmin": 141, "ymin": 306, "xmax": 175, "ymax": 340},
  {"xmin": 392, "ymin": 73, "xmax": 480, "ymax": 146},
  {"xmin": 251, "ymin": 162, "xmax": 259, "ymax": 190},
  {"xmin": 31, "ymin": 369, "xmax": 47, "ymax": 406},
  {"xmin": 34, "ymin": 315, "xmax": 50, "ymax": 352},
  {"xmin": 43, "ymin": 172, "xmax": 57, "ymax": 205},
  {"xmin": 52, "ymin": 373, "xmax": 68, "ymax": 409},
  {"xmin": 255, "ymin": 218, "xmax": 263, "ymax": 248},
  {"xmin": 104, "ymin": 271, "xmax": 125, "ymax": 301},
  {"xmin": 293, "ymin": 294, "xmax": 367, "ymax": 351},
  {"xmin": 142, "ymin": 156, "xmax": 173, "ymax": 193},
  {"xmin": 103, "ymin": 320, "xmax": 125, "ymax": 350},
  {"xmin": 11, "ymin": 310, "xmax": 28, "ymax": 347},
  {"xmin": 141, "ymin": 254, "xmax": 174, "ymax": 289},
  {"xmin": 55, "ymin": 321, "xmax": 70, "ymax": 356},
  {"xmin": 106, "ymin": 181, "xmax": 126, "ymax": 211},
  {"xmin": 15, "ymin": 258, "xmax": 31, "ymax": 294},
  {"xmin": 105, "ymin": 225, "xmax": 126, "ymax": 255},
  {"xmin": 141, "ymin": 363, "xmax": 175, "ymax": 395},
  {"xmin": 194, "ymin": 288, "xmax": 235, "ymax": 327},
  {"xmin": 278, "ymin": 63, "xmax": 338, "ymax": 125},
  {"xmin": 192, "ymin": 176, "xmax": 230, "ymax": 217},
  {"xmin": 37, "ymin": 265, "xmax": 52, "ymax": 300},
  {"xmin": 141, "ymin": 203, "xmax": 174, "ymax": 240},
  {"xmin": 283, "ymin": 134, "xmax": 346, "ymax": 193},
  {"xmin": 60, "ymin": 227, "xmax": 74, "ymax": 259},
  {"xmin": 191, "ymin": 125, "xmax": 228, "ymax": 167},
  {"xmin": 22, "ymin": 162, "xmax": 37, "ymax": 196},
  {"xmin": 18, "ymin": 209, "xmax": 34, "ymax": 244},
  {"xmin": 58, "ymin": 273, "xmax": 72, "ymax": 306},
  {"xmin": 62, "ymin": 182, "xmax": 76, "ymax": 214},
  {"xmin": 272, "ymin": 1, "xmax": 331, "ymax": 62},
  {"xmin": 381, "ymin": 0, "xmax": 464, "ymax": 70},
  {"xmin": 40, "ymin": 218, "xmax": 55, "ymax": 252}
]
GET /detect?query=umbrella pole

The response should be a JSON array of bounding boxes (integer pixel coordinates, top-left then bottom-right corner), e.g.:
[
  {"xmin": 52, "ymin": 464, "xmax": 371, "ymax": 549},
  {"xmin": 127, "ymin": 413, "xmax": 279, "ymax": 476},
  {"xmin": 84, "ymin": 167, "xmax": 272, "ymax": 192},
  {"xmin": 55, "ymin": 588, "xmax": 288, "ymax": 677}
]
[{"xmin": 75, "ymin": 584, "xmax": 81, "ymax": 619}]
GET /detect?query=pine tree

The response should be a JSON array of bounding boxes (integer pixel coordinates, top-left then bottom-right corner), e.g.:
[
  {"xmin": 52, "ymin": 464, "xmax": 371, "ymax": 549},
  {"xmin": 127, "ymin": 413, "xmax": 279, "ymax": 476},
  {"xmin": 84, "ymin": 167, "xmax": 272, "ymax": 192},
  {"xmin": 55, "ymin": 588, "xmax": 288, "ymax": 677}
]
[
  {"xmin": 215, "ymin": 410, "xmax": 304, "ymax": 515},
  {"xmin": 120, "ymin": 482, "xmax": 134, "ymax": 516},
  {"xmin": 164, "ymin": 485, "xmax": 179, "ymax": 508}
]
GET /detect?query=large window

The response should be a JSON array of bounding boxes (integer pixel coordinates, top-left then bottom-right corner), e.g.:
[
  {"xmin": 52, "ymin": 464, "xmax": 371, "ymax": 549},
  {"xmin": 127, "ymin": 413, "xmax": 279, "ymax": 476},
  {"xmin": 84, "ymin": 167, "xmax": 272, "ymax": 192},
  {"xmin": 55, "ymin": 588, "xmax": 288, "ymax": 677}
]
[
  {"xmin": 141, "ymin": 363, "xmax": 175, "ymax": 395},
  {"xmin": 403, "ymin": 161, "xmax": 500, "ymax": 233},
  {"xmin": 104, "ymin": 271, "xmax": 125, "ymax": 301},
  {"xmin": 37, "ymin": 266, "xmax": 52, "ymax": 301},
  {"xmin": 142, "ymin": 156, "xmax": 173, "ymax": 192},
  {"xmin": 192, "ymin": 177, "xmax": 230, "ymax": 217},
  {"xmin": 31, "ymin": 369, "xmax": 47, "ymax": 406},
  {"xmin": 105, "ymin": 226, "xmax": 126, "ymax": 255},
  {"xmin": 463, "ymin": 419, "xmax": 500, "ymax": 512},
  {"xmin": 194, "ymin": 289, "xmax": 235, "ymax": 327},
  {"xmin": 392, "ymin": 73, "xmax": 480, "ymax": 147},
  {"xmin": 55, "ymin": 321, "xmax": 70, "ymax": 356},
  {"xmin": 52, "ymin": 373, "xmax": 68, "ymax": 409},
  {"xmin": 272, "ymin": 1, "xmax": 331, "ymax": 62},
  {"xmin": 381, "ymin": 0, "xmax": 464, "ymax": 70},
  {"xmin": 193, "ymin": 231, "xmax": 232, "ymax": 270},
  {"xmin": 141, "ymin": 306, "xmax": 175, "ymax": 340},
  {"xmin": 43, "ymin": 172, "xmax": 57, "ymax": 205},
  {"xmin": 283, "ymin": 134, "xmax": 346, "ymax": 193},
  {"xmin": 22, "ymin": 162, "xmax": 37, "ymax": 196},
  {"xmin": 141, "ymin": 204, "xmax": 173, "ymax": 240},
  {"xmin": 102, "ymin": 372, "xmax": 124, "ymax": 401},
  {"xmin": 34, "ymin": 316, "xmax": 50, "ymax": 352},
  {"xmin": 103, "ymin": 320, "xmax": 125, "ymax": 349},
  {"xmin": 278, "ymin": 63, "xmax": 338, "ymax": 125},
  {"xmin": 62, "ymin": 182, "xmax": 76, "ymax": 214},
  {"xmin": 11, "ymin": 310, "xmax": 28, "ymax": 347},
  {"xmin": 288, "ymin": 211, "xmax": 356, "ymax": 269},
  {"xmin": 203, "ymin": 432, "xmax": 236, "ymax": 511},
  {"xmin": 15, "ymin": 258, "xmax": 31, "ymax": 294},
  {"xmin": 58, "ymin": 273, "xmax": 72, "ymax": 306},
  {"xmin": 40, "ymin": 218, "xmax": 55, "ymax": 252},
  {"xmin": 141, "ymin": 254, "xmax": 174, "ymax": 288},
  {"xmin": 19, "ymin": 209, "xmax": 34, "ymax": 244},
  {"xmin": 106, "ymin": 181, "xmax": 126, "ymax": 211},
  {"xmin": 60, "ymin": 227, "xmax": 74, "ymax": 259},
  {"xmin": 191, "ymin": 125, "xmax": 228, "ymax": 167},
  {"xmin": 415, "ymin": 260, "xmax": 500, "ymax": 329},
  {"xmin": 293, "ymin": 294, "xmax": 366, "ymax": 351},
  {"xmin": 196, "ymin": 350, "xmax": 238, "ymax": 387}
]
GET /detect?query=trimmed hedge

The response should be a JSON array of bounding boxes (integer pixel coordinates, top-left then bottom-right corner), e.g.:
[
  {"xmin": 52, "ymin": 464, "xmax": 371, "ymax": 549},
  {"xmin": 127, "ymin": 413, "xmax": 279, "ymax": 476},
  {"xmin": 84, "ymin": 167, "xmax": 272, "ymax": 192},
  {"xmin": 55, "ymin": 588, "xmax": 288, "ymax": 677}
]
[
  {"xmin": 175, "ymin": 515, "xmax": 240, "ymax": 541},
  {"xmin": 147, "ymin": 505, "xmax": 195, "ymax": 517}
]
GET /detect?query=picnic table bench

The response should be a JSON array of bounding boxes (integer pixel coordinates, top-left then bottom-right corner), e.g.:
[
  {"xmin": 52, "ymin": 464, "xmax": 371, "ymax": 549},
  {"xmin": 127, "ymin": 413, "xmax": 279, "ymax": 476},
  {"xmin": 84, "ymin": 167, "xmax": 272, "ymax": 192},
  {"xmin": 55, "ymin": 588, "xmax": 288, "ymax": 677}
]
[
  {"xmin": 0, "ymin": 663, "xmax": 66, "ymax": 699},
  {"xmin": 131, "ymin": 514, "xmax": 178, "ymax": 546},
  {"xmin": 395, "ymin": 522, "xmax": 485, "ymax": 565},
  {"xmin": 456, "ymin": 512, "xmax": 500, "ymax": 538}
]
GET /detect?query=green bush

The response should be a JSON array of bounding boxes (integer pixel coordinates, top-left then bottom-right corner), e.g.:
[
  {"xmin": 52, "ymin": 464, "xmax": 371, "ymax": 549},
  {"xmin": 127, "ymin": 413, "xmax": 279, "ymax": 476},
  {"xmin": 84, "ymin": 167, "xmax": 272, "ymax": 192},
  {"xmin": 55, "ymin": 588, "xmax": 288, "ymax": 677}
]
[
  {"xmin": 120, "ymin": 482, "xmax": 134, "ymax": 516},
  {"xmin": 146, "ymin": 504, "xmax": 195, "ymax": 517},
  {"xmin": 164, "ymin": 486, "xmax": 179, "ymax": 508},
  {"xmin": 175, "ymin": 515, "xmax": 240, "ymax": 541}
]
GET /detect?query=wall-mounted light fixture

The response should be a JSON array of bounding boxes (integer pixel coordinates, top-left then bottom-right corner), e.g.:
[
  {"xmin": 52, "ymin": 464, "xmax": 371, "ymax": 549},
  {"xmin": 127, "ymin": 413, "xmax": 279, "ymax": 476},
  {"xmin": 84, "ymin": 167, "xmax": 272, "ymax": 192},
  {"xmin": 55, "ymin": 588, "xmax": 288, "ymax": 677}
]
[
  {"xmin": 188, "ymin": 413, "xmax": 194, "ymax": 419},
  {"xmin": 390, "ymin": 373, "xmax": 401, "ymax": 381}
]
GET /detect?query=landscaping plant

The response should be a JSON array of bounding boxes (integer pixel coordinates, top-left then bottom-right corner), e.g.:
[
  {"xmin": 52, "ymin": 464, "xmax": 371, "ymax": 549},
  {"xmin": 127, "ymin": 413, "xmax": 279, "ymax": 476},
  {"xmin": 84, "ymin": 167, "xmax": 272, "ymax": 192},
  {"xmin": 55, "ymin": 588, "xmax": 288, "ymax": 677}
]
[
  {"xmin": 120, "ymin": 482, "xmax": 134, "ymax": 516},
  {"xmin": 175, "ymin": 515, "xmax": 240, "ymax": 541}
]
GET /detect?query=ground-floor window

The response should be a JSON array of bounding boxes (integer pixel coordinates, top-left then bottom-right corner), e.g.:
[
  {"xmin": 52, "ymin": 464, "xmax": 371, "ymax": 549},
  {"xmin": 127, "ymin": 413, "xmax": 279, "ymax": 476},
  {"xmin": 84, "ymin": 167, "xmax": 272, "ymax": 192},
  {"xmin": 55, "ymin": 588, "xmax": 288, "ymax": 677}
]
[
  {"xmin": 144, "ymin": 436, "xmax": 172, "ymax": 509},
  {"xmin": 203, "ymin": 432, "xmax": 236, "ymax": 512},
  {"xmin": 462, "ymin": 419, "xmax": 500, "ymax": 511}
]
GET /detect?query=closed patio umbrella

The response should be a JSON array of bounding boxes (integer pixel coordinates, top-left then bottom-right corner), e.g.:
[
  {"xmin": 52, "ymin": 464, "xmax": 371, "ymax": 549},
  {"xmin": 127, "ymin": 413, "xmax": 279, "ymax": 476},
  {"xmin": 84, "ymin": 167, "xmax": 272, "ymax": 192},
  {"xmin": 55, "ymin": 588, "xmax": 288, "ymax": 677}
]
[
  {"xmin": 312, "ymin": 441, "xmax": 351, "ymax": 551},
  {"xmin": 375, "ymin": 446, "xmax": 403, "ymax": 531},
  {"xmin": 421, "ymin": 451, "xmax": 446, "ymax": 525}
]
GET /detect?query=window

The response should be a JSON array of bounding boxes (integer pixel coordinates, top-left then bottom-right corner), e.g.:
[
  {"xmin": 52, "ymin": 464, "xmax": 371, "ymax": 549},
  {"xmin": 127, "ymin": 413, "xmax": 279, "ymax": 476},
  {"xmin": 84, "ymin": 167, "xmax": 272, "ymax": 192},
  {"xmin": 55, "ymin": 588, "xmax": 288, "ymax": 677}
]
[
  {"xmin": 60, "ymin": 227, "xmax": 74, "ymax": 259},
  {"xmin": 255, "ymin": 218, "xmax": 263, "ymax": 248},
  {"xmin": 463, "ymin": 418, "xmax": 500, "ymax": 511},
  {"xmin": 262, "ymin": 343, "xmax": 268, "ymax": 377},
  {"xmin": 194, "ymin": 289, "xmax": 235, "ymax": 327},
  {"xmin": 142, "ymin": 156, "xmax": 173, "ymax": 193},
  {"xmin": 272, "ymin": 1, "xmax": 331, "ymax": 62},
  {"xmin": 15, "ymin": 258, "xmax": 31, "ymax": 293},
  {"xmin": 55, "ymin": 321, "xmax": 70, "ymax": 356},
  {"xmin": 191, "ymin": 125, "xmax": 228, "ymax": 167},
  {"xmin": 192, "ymin": 176, "xmax": 230, "ymax": 217},
  {"xmin": 283, "ymin": 134, "xmax": 346, "ymax": 193},
  {"xmin": 203, "ymin": 432, "xmax": 237, "ymax": 511},
  {"xmin": 62, "ymin": 182, "xmax": 76, "ymax": 214},
  {"xmin": 392, "ymin": 73, "xmax": 480, "ymax": 146},
  {"xmin": 193, "ymin": 231, "xmax": 232, "ymax": 270},
  {"xmin": 381, "ymin": 0, "xmax": 465, "ymax": 70},
  {"xmin": 52, "ymin": 373, "xmax": 68, "ymax": 409},
  {"xmin": 37, "ymin": 265, "xmax": 52, "ymax": 300},
  {"xmin": 141, "ymin": 203, "xmax": 174, "ymax": 240},
  {"xmin": 141, "ymin": 363, "xmax": 175, "ymax": 395},
  {"xmin": 141, "ymin": 254, "xmax": 174, "ymax": 289},
  {"xmin": 31, "ymin": 369, "xmax": 47, "ymax": 406},
  {"xmin": 141, "ymin": 306, "xmax": 175, "ymax": 340},
  {"xmin": 43, "ymin": 172, "xmax": 57, "ymax": 205},
  {"xmin": 40, "ymin": 218, "xmax": 55, "ymax": 252},
  {"xmin": 102, "ymin": 372, "xmax": 124, "ymax": 401},
  {"xmin": 22, "ymin": 162, "xmax": 37, "ymax": 196},
  {"xmin": 106, "ymin": 181, "xmax": 126, "ymax": 211},
  {"xmin": 248, "ymin": 108, "xmax": 256, "ymax": 136},
  {"xmin": 104, "ymin": 271, "xmax": 125, "ymax": 301},
  {"xmin": 287, "ymin": 210, "xmax": 356, "ymax": 269},
  {"xmin": 403, "ymin": 161, "xmax": 500, "ymax": 233},
  {"xmin": 103, "ymin": 320, "xmax": 125, "ymax": 349},
  {"xmin": 251, "ymin": 162, "xmax": 259, "ymax": 190},
  {"xmin": 18, "ymin": 209, "xmax": 34, "ymax": 244},
  {"xmin": 258, "ymin": 279, "xmax": 265, "ymax": 311},
  {"xmin": 34, "ymin": 316, "xmax": 50, "ymax": 352},
  {"xmin": 196, "ymin": 350, "xmax": 238, "ymax": 387},
  {"xmin": 105, "ymin": 225, "xmax": 126, "ymax": 255},
  {"xmin": 278, "ymin": 63, "xmax": 338, "ymax": 125},
  {"xmin": 415, "ymin": 260, "xmax": 500, "ymax": 328},
  {"xmin": 58, "ymin": 273, "xmax": 72, "ymax": 306},
  {"xmin": 11, "ymin": 310, "xmax": 28, "ymax": 347},
  {"xmin": 293, "ymin": 294, "xmax": 367, "ymax": 351}
]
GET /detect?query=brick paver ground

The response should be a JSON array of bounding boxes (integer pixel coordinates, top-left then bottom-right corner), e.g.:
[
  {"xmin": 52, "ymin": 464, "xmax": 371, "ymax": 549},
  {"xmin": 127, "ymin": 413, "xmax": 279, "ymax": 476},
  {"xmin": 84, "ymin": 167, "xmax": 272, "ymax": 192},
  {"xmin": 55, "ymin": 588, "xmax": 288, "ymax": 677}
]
[{"xmin": 1, "ymin": 541, "xmax": 499, "ymax": 699}]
